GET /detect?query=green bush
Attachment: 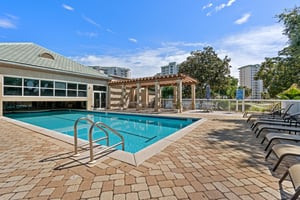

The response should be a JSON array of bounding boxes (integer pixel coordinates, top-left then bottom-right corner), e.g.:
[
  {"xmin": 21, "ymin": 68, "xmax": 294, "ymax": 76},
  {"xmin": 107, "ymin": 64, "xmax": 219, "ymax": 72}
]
[{"xmin": 277, "ymin": 84, "xmax": 300, "ymax": 100}]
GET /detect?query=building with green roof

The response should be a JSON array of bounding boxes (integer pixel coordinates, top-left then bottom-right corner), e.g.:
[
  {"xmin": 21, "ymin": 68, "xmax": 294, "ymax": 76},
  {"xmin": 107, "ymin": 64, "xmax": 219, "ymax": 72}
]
[{"xmin": 0, "ymin": 42, "xmax": 111, "ymax": 115}]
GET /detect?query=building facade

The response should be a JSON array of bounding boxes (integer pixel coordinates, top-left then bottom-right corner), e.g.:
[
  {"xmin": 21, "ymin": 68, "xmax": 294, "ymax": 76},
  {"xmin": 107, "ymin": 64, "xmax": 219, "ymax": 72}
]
[
  {"xmin": 239, "ymin": 64, "xmax": 263, "ymax": 99},
  {"xmin": 91, "ymin": 66, "xmax": 131, "ymax": 78},
  {"xmin": 161, "ymin": 62, "xmax": 179, "ymax": 76},
  {"xmin": 0, "ymin": 43, "xmax": 110, "ymax": 116}
]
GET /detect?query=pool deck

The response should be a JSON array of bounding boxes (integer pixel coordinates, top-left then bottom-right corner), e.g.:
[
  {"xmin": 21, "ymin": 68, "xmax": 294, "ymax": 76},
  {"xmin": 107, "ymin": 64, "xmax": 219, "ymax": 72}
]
[{"xmin": 0, "ymin": 111, "xmax": 297, "ymax": 199}]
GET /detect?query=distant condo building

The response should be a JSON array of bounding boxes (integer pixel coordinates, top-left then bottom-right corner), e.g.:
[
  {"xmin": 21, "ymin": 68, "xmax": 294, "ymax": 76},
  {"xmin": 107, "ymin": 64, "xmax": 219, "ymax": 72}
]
[
  {"xmin": 161, "ymin": 62, "xmax": 179, "ymax": 75},
  {"xmin": 91, "ymin": 66, "xmax": 131, "ymax": 78},
  {"xmin": 239, "ymin": 64, "xmax": 263, "ymax": 99}
]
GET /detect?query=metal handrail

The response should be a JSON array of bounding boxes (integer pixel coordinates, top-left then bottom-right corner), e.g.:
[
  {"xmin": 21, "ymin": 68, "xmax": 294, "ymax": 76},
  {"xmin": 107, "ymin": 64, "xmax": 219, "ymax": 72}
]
[
  {"xmin": 74, "ymin": 117, "xmax": 125, "ymax": 163},
  {"xmin": 88, "ymin": 121, "xmax": 124, "ymax": 163},
  {"xmin": 74, "ymin": 117, "xmax": 94, "ymax": 156}
]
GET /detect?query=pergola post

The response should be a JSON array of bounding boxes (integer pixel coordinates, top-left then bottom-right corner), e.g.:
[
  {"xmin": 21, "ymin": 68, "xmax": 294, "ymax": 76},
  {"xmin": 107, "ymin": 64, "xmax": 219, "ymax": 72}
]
[
  {"xmin": 177, "ymin": 79, "xmax": 183, "ymax": 113},
  {"xmin": 173, "ymin": 85, "xmax": 177, "ymax": 109},
  {"xmin": 191, "ymin": 84, "xmax": 196, "ymax": 110},
  {"xmin": 154, "ymin": 81, "xmax": 161, "ymax": 112},
  {"xmin": 136, "ymin": 82, "xmax": 141, "ymax": 111},
  {"xmin": 144, "ymin": 86, "xmax": 149, "ymax": 108},
  {"xmin": 107, "ymin": 86, "xmax": 111, "ymax": 109},
  {"xmin": 121, "ymin": 84, "xmax": 126, "ymax": 110}
]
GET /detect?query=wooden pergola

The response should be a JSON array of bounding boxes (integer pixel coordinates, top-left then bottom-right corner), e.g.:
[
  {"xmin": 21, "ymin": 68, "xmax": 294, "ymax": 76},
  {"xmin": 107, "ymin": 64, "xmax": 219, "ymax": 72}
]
[{"xmin": 108, "ymin": 73, "xmax": 198, "ymax": 112}]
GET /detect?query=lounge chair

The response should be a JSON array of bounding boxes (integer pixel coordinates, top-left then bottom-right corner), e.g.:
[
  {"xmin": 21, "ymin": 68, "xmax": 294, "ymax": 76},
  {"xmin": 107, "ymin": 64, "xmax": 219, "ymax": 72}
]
[
  {"xmin": 246, "ymin": 103, "xmax": 292, "ymax": 123},
  {"xmin": 251, "ymin": 111, "xmax": 300, "ymax": 131},
  {"xmin": 254, "ymin": 124, "xmax": 300, "ymax": 138},
  {"xmin": 244, "ymin": 102, "xmax": 280, "ymax": 119},
  {"xmin": 261, "ymin": 132, "xmax": 300, "ymax": 151},
  {"xmin": 265, "ymin": 143, "xmax": 300, "ymax": 171},
  {"xmin": 279, "ymin": 163, "xmax": 300, "ymax": 200}
]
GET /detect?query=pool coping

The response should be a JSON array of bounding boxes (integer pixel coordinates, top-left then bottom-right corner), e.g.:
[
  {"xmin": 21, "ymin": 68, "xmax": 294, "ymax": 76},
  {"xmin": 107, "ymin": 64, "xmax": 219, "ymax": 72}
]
[{"xmin": 2, "ymin": 113, "xmax": 205, "ymax": 166}]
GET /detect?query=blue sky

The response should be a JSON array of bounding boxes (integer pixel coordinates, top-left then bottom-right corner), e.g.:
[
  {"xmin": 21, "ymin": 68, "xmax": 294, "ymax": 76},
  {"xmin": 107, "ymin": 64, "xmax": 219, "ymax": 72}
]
[{"xmin": 0, "ymin": 0, "xmax": 299, "ymax": 78}]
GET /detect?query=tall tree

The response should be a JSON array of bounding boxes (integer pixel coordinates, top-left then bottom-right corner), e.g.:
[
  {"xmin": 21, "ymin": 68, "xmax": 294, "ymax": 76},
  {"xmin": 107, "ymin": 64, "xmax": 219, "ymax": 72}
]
[
  {"xmin": 256, "ymin": 7, "xmax": 300, "ymax": 97},
  {"xmin": 179, "ymin": 46, "xmax": 231, "ymax": 98}
]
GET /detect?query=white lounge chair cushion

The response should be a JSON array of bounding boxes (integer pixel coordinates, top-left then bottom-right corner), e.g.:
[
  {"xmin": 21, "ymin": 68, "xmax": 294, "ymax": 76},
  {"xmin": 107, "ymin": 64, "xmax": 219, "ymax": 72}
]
[
  {"xmin": 273, "ymin": 144, "xmax": 300, "ymax": 158},
  {"xmin": 266, "ymin": 133, "xmax": 300, "ymax": 142},
  {"xmin": 289, "ymin": 163, "xmax": 300, "ymax": 189}
]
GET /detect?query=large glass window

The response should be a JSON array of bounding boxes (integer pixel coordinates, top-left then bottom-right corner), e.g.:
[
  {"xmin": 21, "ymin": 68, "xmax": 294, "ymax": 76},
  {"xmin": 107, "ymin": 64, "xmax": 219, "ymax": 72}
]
[
  {"xmin": 41, "ymin": 80, "xmax": 53, "ymax": 88},
  {"xmin": 78, "ymin": 84, "xmax": 87, "ymax": 97},
  {"xmin": 3, "ymin": 76, "xmax": 89, "ymax": 98},
  {"xmin": 93, "ymin": 85, "xmax": 107, "ymax": 92},
  {"xmin": 55, "ymin": 82, "xmax": 66, "ymax": 89},
  {"xmin": 24, "ymin": 79, "xmax": 39, "ymax": 96},
  {"xmin": 40, "ymin": 80, "xmax": 54, "ymax": 96},
  {"xmin": 3, "ymin": 77, "xmax": 23, "ymax": 96},
  {"xmin": 4, "ymin": 77, "xmax": 22, "ymax": 86},
  {"xmin": 55, "ymin": 81, "xmax": 66, "ymax": 96},
  {"xmin": 4, "ymin": 87, "xmax": 22, "ymax": 96},
  {"xmin": 67, "ymin": 83, "xmax": 77, "ymax": 97}
]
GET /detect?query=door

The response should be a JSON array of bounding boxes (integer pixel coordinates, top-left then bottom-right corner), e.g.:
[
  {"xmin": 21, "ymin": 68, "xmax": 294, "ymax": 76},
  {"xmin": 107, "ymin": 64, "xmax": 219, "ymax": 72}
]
[{"xmin": 93, "ymin": 92, "xmax": 106, "ymax": 109}]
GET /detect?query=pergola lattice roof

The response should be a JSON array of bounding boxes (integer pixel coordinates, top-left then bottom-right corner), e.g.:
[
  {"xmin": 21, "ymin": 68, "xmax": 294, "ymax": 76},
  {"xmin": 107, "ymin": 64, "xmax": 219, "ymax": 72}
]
[{"xmin": 108, "ymin": 73, "xmax": 198, "ymax": 87}]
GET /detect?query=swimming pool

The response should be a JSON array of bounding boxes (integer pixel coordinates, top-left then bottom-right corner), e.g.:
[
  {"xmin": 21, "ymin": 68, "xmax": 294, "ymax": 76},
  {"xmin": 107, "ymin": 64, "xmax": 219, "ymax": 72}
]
[{"xmin": 5, "ymin": 110, "xmax": 199, "ymax": 153}]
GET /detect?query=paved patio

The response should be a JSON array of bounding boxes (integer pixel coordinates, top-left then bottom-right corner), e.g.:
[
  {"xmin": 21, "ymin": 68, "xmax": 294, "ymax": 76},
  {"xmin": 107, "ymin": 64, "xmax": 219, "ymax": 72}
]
[{"xmin": 0, "ymin": 111, "xmax": 296, "ymax": 200}]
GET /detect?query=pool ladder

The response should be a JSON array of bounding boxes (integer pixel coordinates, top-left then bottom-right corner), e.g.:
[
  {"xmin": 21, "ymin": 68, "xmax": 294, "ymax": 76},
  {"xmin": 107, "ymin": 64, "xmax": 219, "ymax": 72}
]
[{"xmin": 73, "ymin": 117, "xmax": 124, "ymax": 164}]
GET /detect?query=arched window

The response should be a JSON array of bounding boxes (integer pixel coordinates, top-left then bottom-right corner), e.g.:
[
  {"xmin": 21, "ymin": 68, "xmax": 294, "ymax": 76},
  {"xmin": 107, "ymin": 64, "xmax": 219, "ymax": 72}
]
[{"xmin": 39, "ymin": 52, "xmax": 55, "ymax": 60}]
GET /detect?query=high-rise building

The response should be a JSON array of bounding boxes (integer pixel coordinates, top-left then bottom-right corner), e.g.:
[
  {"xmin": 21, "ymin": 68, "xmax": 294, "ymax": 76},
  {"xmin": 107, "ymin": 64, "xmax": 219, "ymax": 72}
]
[
  {"xmin": 91, "ymin": 66, "xmax": 131, "ymax": 78},
  {"xmin": 161, "ymin": 62, "xmax": 179, "ymax": 75},
  {"xmin": 239, "ymin": 64, "xmax": 263, "ymax": 99}
]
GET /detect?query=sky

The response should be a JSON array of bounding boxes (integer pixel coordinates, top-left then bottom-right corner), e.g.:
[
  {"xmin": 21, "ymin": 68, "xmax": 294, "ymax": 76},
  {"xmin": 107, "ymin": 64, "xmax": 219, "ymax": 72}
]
[{"xmin": 0, "ymin": 0, "xmax": 299, "ymax": 78}]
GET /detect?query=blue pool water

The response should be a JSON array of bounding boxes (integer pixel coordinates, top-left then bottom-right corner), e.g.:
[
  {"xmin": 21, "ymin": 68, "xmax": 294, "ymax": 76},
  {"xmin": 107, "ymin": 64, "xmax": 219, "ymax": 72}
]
[{"xmin": 5, "ymin": 110, "xmax": 199, "ymax": 153}]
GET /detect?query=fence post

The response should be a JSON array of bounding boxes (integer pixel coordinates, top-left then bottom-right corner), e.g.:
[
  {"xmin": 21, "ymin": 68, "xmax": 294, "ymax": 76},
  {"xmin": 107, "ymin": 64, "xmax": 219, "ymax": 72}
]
[{"xmin": 242, "ymin": 100, "xmax": 245, "ymax": 112}]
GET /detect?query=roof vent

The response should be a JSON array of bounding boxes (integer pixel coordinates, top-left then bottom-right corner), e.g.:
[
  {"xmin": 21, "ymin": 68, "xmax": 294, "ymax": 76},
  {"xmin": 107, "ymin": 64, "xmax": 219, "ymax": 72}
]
[{"xmin": 39, "ymin": 52, "xmax": 55, "ymax": 60}]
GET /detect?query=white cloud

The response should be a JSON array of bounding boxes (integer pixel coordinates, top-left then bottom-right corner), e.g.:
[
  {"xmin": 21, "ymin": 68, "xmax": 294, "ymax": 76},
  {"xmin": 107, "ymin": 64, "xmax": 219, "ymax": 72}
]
[
  {"xmin": 62, "ymin": 4, "xmax": 74, "ymax": 11},
  {"xmin": 202, "ymin": 3, "xmax": 213, "ymax": 10},
  {"xmin": 227, "ymin": 0, "xmax": 236, "ymax": 7},
  {"xmin": 72, "ymin": 46, "xmax": 190, "ymax": 78},
  {"xmin": 235, "ymin": 13, "xmax": 251, "ymax": 25},
  {"xmin": 215, "ymin": 0, "xmax": 236, "ymax": 12},
  {"xmin": 215, "ymin": 4, "xmax": 226, "ymax": 11},
  {"xmin": 161, "ymin": 41, "xmax": 207, "ymax": 47},
  {"xmin": 82, "ymin": 15, "xmax": 102, "ymax": 29},
  {"xmin": 72, "ymin": 24, "xmax": 287, "ymax": 79},
  {"xmin": 129, "ymin": 38, "xmax": 138, "ymax": 43},
  {"xmin": 77, "ymin": 31, "xmax": 98, "ymax": 38},
  {"xmin": 0, "ymin": 14, "xmax": 18, "ymax": 29},
  {"xmin": 0, "ymin": 18, "xmax": 15, "ymax": 29},
  {"xmin": 217, "ymin": 24, "xmax": 288, "ymax": 77}
]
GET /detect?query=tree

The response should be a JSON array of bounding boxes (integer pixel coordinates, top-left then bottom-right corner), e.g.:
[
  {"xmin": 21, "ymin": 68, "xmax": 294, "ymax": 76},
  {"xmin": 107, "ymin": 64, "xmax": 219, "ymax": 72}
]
[
  {"xmin": 255, "ymin": 7, "xmax": 300, "ymax": 97},
  {"xmin": 224, "ymin": 75, "xmax": 238, "ymax": 99},
  {"xmin": 179, "ymin": 46, "xmax": 231, "ymax": 98},
  {"xmin": 161, "ymin": 86, "xmax": 173, "ymax": 98}
]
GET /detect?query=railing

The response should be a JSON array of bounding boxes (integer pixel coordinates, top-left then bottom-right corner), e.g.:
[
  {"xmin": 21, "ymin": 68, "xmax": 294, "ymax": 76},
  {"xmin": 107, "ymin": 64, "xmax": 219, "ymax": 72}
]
[
  {"xmin": 88, "ymin": 121, "xmax": 124, "ymax": 163},
  {"xmin": 73, "ymin": 117, "xmax": 124, "ymax": 163},
  {"xmin": 161, "ymin": 99, "xmax": 300, "ymax": 113}
]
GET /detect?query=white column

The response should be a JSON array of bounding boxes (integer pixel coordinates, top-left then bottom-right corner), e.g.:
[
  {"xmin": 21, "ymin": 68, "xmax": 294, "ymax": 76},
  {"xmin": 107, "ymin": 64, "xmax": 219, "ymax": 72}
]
[
  {"xmin": 173, "ymin": 85, "xmax": 177, "ymax": 109},
  {"xmin": 121, "ymin": 84, "xmax": 126, "ymax": 110},
  {"xmin": 107, "ymin": 86, "xmax": 111, "ymax": 109},
  {"xmin": 87, "ymin": 84, "xmax": 93, "ymax": 111},
  {"xmin": 136, "ymin": 83, "xmax": 141, "ymax": 110},
  {"xmin": 191, "ymin": 84, "xmax": 196, "ymax": 110},
  {"xmin": 154, "ymin": 81, "xmax": 161, "ymax": 112},
  {"xmin": 177, "ymin": 79, "xmax": 182, "ymax": 112}
]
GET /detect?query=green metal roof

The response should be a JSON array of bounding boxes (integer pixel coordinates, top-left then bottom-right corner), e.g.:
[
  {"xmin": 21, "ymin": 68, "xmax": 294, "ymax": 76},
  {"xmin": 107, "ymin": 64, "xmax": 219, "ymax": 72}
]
[{"xmin": 0, "ymin": 42, "xmax": 109, "ymax": 79}]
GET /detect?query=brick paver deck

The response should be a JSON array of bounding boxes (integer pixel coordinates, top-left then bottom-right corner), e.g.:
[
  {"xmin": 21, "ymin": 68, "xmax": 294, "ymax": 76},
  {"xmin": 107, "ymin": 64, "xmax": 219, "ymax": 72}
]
[{"xmin": 0, "ymin": 112, "xmax": 296, "ymax": 200}]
